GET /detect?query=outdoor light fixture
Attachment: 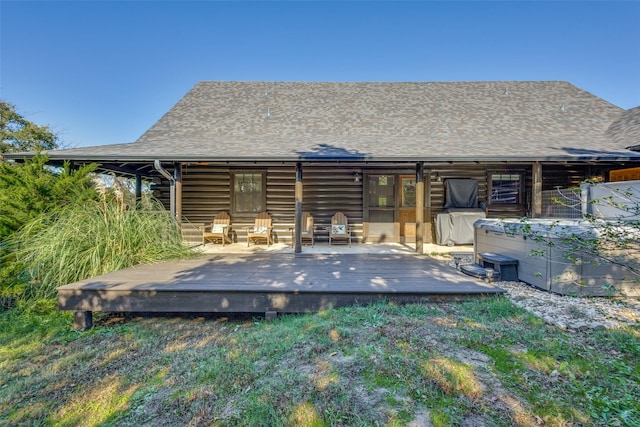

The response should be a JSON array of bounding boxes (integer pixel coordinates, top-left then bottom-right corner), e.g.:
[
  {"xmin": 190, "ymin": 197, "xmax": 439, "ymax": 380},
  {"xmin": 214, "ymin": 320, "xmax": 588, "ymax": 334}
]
[
  {"xmin": 435, "ymin": 172, "xmax": 442, "ymax": 182},
  {"xmin": 354, "ymin": 172, "xmax": 361, "ymax": 183}
]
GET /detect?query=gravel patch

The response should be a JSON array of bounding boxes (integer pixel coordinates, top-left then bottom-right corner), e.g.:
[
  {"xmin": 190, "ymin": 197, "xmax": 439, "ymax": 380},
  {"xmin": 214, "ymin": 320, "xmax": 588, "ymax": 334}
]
[{"xmin": 448, "ymin": 256, "xmax": 640, "ymax": 330}]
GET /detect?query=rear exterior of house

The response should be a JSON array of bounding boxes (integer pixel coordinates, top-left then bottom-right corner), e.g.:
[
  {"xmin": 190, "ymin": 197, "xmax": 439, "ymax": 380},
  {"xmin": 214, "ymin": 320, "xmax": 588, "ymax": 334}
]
[
  {"xmin": 6, "ymin": 81, "xmax": 640, "ymax": 249},
  {"xmin": 164, "ymin": 161, "xmax": 612, "ymax": 245}
]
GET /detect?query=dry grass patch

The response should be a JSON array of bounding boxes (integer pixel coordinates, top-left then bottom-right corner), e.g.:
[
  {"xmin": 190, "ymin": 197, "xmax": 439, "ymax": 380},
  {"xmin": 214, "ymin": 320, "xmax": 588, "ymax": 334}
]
[
  {"xmin": 2, "ymin": 299, "xmax": 639, "ymax": 426},
  {"xmin": 53, "ymin": 375, "xmax": 139, "ymax": 426},
  {"xmin": 422, "ymin": 357, "xmax": 484, "ymax": 400}
]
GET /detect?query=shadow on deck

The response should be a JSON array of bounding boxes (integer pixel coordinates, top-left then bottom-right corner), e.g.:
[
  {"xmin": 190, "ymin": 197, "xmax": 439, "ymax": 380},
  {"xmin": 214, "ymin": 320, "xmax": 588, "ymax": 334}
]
[{"xmin": 58, "ymin": 252, "xmax": 502, "ymax": 330}]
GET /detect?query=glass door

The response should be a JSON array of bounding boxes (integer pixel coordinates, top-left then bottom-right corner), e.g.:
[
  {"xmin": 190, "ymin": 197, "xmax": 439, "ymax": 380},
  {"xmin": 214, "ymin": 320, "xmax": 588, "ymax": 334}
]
[
  {"xmin": 399, "ymin": 177, "xmax": 417, "ymax": 243},
  {"xmin": 365, "ymin": 175, "xmax": 396, "ymax": 241}
]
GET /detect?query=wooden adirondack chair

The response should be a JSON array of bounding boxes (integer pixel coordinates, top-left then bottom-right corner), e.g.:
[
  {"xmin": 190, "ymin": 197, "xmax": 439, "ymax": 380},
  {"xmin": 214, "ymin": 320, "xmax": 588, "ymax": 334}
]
[
  {"xmin": 329, "ymin": 211, "xmax": 352, "ymax": 246},
  {"xmin": 290, "ymin": 212, "xmax": 316, "ymax": 247},
  {"xmin": 246, "ymin": 212, "xmax": 273, "ymax": 246},
  {"xmin": 201, "ymin": 211, "xmax": 233, "ymax": 246},
  {"xmin": 300, "ymin": 212, "xmax": 316, "ymax": 246}
]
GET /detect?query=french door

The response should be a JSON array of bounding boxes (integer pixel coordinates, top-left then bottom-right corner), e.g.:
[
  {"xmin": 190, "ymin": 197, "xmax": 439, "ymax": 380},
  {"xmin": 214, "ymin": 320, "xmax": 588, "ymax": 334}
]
[{"xmin": 398, "ymin": 177, "xmax": 417, "ymax": 242}]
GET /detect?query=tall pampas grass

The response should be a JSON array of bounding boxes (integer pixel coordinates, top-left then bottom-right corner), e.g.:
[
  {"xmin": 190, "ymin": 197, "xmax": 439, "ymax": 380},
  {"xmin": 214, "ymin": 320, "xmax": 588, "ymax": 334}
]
[{"xmin": 11, "ymin": 196, "xmax": 193, "ymax": 301}]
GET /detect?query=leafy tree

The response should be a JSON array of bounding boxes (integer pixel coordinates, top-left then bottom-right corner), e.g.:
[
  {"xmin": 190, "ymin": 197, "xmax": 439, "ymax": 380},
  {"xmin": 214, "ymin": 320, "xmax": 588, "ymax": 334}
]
[
  {"xmin": 0, "ymin": 153, "xmax": 98, "ymax": 240},
  {"xmin": 1, "ymin": 101, "xmax": 58, "ymax": 153}
]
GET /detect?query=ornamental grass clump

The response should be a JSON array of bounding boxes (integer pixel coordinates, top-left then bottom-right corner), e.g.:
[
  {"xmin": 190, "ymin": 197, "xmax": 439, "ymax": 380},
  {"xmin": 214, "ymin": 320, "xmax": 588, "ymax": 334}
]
[{"xmin": 11, "ymin": 196, "xmax": 193, "ymax": 301}]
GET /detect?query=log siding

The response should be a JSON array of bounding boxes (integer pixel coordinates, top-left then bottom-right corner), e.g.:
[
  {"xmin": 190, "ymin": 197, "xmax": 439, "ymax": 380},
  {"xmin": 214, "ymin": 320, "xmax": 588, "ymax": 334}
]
[{"xmin": 154, "ymin": 161, "xmax": 636, "ymax": 244}]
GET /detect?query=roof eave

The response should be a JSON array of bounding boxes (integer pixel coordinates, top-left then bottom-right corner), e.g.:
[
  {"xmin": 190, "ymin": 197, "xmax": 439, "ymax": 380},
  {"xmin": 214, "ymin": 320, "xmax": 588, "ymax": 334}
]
[{"xmin": 7, "ymin": 152, "xmax": 640, "ymax": 164}]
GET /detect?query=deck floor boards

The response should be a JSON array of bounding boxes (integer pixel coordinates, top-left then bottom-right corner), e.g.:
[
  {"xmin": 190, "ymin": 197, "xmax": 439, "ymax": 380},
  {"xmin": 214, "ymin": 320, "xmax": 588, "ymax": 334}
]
[
  {"xmin": 58, "ymin": 254, "xmax": 504, "ymax": 324},
  {"xmin": 58, "ymin": 253, "xmax": 499, "ymax": 293}
]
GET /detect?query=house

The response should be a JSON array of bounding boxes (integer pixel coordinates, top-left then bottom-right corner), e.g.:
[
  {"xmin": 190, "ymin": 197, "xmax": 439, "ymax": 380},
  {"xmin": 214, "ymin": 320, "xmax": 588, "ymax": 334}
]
[{"xmin": 6, "ymin": 81, "xmax": 640, "ymax": 252}]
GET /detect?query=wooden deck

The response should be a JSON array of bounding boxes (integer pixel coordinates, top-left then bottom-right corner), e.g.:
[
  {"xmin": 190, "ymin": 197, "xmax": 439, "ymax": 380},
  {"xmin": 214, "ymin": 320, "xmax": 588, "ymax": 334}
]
[{"xmin": 58, "ymin": 253, "xmax": 504, "ymax": 329}]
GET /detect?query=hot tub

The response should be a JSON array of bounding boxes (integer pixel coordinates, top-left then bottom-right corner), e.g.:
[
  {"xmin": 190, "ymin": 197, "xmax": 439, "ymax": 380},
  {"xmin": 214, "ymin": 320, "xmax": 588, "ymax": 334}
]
[{"xmin": 474, "ymin": 218, "xmax": 640, "ymax": 296}]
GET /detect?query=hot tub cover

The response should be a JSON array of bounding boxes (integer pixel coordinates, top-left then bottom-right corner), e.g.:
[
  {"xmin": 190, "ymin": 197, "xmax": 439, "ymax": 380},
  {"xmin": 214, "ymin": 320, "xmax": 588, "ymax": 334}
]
[{"xmin": 474, "ymin": 218, "xmax": 602, "ymax": 239}]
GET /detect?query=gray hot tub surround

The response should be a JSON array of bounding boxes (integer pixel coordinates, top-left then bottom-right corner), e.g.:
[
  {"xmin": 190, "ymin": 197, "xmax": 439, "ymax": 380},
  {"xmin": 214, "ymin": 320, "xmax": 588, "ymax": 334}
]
[{"xmin": 474, "ymin": 218, "xmax": 640, "ymax": 297}]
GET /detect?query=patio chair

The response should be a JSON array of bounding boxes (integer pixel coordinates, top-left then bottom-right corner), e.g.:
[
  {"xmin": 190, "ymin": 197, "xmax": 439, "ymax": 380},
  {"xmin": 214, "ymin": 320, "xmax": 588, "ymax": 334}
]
[
  {"xmin": 201, "ymin": 211, "xmax": 233, "ymax": 246},
  {"xmin": 301, "ymin": 212, "xmax": 316, "ymax": 246},
  {"xmin": 290, "ymin": 212, "xmax": 316, "ymax": 247},
  {"xmin": 246, "ymin": 212, "xmax": 273, "ymax": 246},
  {"xmin": 329, "ymin": 211, "xmax": 352, "ymax": 246}
]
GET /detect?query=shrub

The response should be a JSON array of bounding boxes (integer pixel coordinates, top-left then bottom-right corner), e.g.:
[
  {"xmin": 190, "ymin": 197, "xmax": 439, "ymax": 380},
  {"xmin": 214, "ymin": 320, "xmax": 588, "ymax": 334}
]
[{"xmin": 0, "ymin": 153, "xmax": 97, "ymax": 240}]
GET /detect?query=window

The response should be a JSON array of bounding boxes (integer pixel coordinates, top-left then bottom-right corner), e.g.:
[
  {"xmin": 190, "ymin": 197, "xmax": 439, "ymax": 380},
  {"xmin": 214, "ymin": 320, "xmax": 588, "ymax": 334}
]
[
  {"xmin": 401, "ymin": 177, "xmax": 416, "ymax": 207},
  {"xmin": 367, "ymin": 175, "xmax": 395, "ymax": 207},
  {"xmin": 233, "ymin": 172, "xmax": 264, "ymax": 213},
  {"xmin": 489, "ymin": 173, "xmax": 522, "ymax": 204}
]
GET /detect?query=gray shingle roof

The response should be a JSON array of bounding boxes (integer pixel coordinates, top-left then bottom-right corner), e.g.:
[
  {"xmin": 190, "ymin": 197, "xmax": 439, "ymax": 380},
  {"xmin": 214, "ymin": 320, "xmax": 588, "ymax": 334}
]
[
  {"xmin": 607, "ymin": 106, "xmax": 640, "ymax": 151},
  {"xmin": 15, "ymin": 81, "xmax": 640, "ymax": 162}
]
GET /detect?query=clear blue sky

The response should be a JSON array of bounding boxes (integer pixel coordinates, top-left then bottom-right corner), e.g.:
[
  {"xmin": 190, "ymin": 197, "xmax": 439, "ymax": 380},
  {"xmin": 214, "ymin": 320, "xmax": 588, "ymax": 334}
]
[{"xmin": 1, "ymin": 1, "xmax": 639, "ymax": 148}]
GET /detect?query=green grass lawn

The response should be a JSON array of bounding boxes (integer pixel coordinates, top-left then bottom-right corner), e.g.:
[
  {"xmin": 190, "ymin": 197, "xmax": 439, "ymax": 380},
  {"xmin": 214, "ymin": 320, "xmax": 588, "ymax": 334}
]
[{"xmin": 1, "ymin": 297, "xmax": 638, "ymax": 426}]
